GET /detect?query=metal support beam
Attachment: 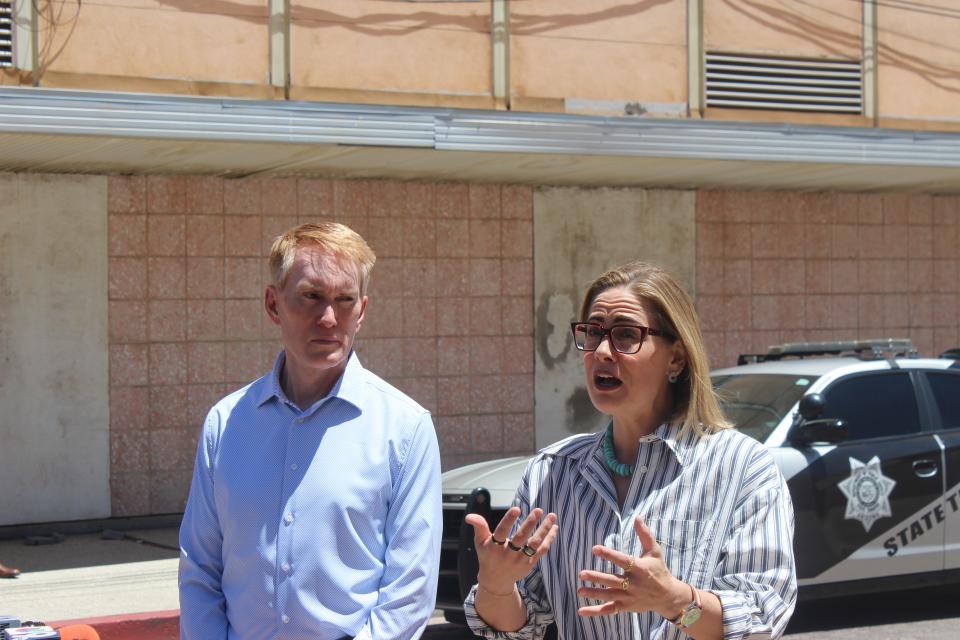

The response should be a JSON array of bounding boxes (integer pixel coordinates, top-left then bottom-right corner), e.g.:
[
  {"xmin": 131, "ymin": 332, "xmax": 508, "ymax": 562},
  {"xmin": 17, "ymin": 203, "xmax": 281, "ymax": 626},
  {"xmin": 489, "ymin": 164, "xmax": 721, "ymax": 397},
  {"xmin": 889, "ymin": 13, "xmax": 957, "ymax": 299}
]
[
  {"xmin": 14, "ymin": 0, "xmax": 37, "ymax": 82},
  {"xmin": 269, "ymin": 0, "xmax": 290, "ymax": 98},
  {"xmin": 687, "ymin": 0, "xmax": 703, "ymax": 118},
  {"xmin": 863, "ymin": 0, "xmax": 878, "ymax": 124},
  {"xmin": 491, "ymin": 0, "xmax": 510, "ymax": 109}
]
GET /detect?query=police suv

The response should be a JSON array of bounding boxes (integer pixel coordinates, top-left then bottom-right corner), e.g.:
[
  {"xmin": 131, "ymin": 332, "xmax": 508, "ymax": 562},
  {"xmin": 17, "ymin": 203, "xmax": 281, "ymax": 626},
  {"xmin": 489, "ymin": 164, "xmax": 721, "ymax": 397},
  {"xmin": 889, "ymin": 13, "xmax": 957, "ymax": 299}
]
[{"xmin": 436, "ymin": 340, "xmax": 960, "ymax": 624}]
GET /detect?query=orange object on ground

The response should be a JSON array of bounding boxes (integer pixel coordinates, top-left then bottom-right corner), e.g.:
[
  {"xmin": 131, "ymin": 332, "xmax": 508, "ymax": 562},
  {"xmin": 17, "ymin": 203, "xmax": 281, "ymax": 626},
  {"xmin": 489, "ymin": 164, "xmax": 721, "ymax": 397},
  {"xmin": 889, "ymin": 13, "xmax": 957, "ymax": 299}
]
[{"xmin": 57, "ymin": 625, "xmax": 100, "ymax": 640}]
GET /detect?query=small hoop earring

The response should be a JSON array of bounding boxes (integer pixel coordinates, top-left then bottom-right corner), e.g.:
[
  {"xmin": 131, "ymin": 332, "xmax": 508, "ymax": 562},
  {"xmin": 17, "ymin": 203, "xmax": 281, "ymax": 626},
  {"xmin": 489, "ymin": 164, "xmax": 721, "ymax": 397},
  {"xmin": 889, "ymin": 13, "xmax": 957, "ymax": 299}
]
[{"xmin": 667, "ymin": 371, "xmax": 679, "ymax": 384}]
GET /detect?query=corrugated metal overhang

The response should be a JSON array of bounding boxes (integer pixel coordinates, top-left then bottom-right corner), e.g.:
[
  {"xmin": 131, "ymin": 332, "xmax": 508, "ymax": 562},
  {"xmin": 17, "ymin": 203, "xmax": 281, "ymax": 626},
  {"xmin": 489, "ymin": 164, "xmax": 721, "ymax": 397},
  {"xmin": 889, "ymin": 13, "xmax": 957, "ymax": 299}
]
[{"xmin": 2, "ymin": 88, "xmax": 960, "ymax": 193}]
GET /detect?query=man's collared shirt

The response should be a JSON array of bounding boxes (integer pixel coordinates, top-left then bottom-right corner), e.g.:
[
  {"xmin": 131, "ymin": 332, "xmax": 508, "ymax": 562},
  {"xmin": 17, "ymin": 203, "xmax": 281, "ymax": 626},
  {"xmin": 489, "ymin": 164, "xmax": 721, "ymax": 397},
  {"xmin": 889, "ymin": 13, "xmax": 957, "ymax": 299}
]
[
  {"xmin": 179, "ymin": 351, "xmax": 442, "ymax": 640},
  {"xmin": 464, "ymin": 422, "xmax": 797, "ymax": 640}
]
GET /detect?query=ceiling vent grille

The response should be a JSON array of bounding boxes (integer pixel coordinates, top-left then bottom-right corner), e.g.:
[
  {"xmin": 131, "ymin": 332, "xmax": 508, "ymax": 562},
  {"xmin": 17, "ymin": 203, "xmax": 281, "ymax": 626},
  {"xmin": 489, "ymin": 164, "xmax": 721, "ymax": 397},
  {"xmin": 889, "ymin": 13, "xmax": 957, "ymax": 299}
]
[
  {"xmin": 0, "ymin": 1, "xmax": 12, "ymax": 68},
  {"xmin": 705, "ymin": 52, "xmax": 862, "ymax": 114}
]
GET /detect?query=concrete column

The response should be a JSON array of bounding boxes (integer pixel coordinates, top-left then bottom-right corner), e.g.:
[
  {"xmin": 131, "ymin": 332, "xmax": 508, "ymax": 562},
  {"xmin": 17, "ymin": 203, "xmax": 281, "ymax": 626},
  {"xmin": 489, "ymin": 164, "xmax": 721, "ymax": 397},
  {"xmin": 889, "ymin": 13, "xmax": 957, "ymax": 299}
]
[
  {"xmin": 863, "ymin": 0, "xmax": 878, "ymax": 123},
  {"xmin": 0, "ymin": 174, "xmax": 110, "ymax": 525},
  {"xmin": 269, "ymin": 0, "xmax": 290, "ymax": 97},
  {"xmin": 687, "ymin": 0, "xmax": 703, "ymax": 118},
  {"xmin": 533, "ymin": 188, "xmax": 696, "ymax": 448},
  {"xmin": 13, "ymin": 0, "xmax": 37, "ymax": 81},
  {"xmin": 491, "ymin": 0, "xmax": 511, "ymax": 109}
]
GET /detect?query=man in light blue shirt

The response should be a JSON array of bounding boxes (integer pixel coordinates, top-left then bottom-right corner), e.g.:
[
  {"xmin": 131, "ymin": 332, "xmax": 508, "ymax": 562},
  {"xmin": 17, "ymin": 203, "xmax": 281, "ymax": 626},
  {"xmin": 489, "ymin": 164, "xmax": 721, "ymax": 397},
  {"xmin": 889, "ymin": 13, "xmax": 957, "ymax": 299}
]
[{"xmin": 179, "ymin": 222, "xmax": 442, "ymax": 640}]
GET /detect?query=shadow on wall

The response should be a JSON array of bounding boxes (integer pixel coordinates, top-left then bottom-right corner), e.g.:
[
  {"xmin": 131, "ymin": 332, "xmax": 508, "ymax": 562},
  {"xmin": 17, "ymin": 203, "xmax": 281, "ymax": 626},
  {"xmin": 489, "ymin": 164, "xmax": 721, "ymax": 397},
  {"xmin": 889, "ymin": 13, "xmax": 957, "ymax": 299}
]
[{"xmin": 727, "ymin": 0, "xmax": 960, "ymax": 93}]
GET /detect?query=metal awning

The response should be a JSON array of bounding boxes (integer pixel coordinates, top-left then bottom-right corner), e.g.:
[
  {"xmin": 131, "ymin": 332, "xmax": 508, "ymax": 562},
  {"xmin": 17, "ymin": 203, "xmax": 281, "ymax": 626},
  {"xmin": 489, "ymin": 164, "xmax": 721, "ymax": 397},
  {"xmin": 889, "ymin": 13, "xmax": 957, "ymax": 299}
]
[{"xmin": 2, "ymin": 87, "xmax": 960, "ymax": 192}]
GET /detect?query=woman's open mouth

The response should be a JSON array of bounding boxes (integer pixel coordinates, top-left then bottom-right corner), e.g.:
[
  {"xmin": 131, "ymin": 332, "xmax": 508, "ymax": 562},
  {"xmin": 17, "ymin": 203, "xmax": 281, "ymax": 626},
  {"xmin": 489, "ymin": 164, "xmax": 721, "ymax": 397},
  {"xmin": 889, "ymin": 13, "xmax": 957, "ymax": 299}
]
[{"xmin": 593, "ymin": 373, "xmax": 623, "ymax": 390}]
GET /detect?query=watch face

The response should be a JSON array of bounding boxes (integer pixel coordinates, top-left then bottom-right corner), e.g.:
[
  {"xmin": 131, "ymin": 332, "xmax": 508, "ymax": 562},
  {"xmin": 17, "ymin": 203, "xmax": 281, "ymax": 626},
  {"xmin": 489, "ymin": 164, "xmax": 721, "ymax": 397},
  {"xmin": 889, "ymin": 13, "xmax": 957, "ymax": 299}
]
[{"xmin": 680, "ymin": 606, "xmax": 702, "ymax": 628}]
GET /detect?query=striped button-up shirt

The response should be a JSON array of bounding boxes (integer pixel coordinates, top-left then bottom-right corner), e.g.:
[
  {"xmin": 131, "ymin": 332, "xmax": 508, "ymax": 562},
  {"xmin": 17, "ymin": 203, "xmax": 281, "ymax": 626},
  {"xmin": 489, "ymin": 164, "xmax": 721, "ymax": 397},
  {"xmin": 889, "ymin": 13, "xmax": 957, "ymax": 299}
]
[{"xmin": 464, "ymin": 422, "xmax": 797, "ymax": 640}]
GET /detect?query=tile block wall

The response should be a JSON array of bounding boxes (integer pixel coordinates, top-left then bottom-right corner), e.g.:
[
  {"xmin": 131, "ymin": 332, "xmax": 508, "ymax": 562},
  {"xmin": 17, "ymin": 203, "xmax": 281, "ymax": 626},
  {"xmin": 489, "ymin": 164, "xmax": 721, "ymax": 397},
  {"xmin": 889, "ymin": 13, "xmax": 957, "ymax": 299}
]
[
  {"xmin": 107, "ymin": 176, "xmax": 534, "ymax": 516},
  {"xmin": 696, "ymin": 191, "xmax": 960, "ymax": 369}
]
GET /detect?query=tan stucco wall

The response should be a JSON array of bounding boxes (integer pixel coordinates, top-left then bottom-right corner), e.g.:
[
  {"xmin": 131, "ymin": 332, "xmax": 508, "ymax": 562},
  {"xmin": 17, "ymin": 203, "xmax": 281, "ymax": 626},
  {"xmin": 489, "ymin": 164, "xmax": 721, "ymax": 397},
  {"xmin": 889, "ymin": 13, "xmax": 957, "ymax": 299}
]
[
  {"xmin": 704, "ymin": 0, "xmax": 862, "ymax": 59},
  {"xmin": 511, "ymin": 0, "xmax": 687, "ymax": 109},
  {"xmin": 877, "ymin": 2, "xmax": 960, "ymax": 122},
  {"xmin": 39, "ymin": 0, "xmax": 269, "ymax": 85},
  {"xmin": 290, "ymin": 0, "xmax": 492, "ymax": 97},
  {"xmin": 533, "ymin": 187, "xmax": 695, "ymax": 448},
  {"xmin": 0, "ymin": 174, "xmax": 109, "ymax": 526}
]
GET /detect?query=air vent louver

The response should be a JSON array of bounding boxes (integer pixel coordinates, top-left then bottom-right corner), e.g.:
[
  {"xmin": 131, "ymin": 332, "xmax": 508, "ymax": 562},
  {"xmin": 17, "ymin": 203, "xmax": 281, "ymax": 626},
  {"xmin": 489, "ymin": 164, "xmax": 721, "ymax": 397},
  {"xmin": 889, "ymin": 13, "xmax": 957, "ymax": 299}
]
[
  {"xmin": 705, "ymin": 52, "xmax": 862, "ymax": 114},
  {"xmin": 0, "ymin": 1, "xmax": 12, "ymax": 68}
]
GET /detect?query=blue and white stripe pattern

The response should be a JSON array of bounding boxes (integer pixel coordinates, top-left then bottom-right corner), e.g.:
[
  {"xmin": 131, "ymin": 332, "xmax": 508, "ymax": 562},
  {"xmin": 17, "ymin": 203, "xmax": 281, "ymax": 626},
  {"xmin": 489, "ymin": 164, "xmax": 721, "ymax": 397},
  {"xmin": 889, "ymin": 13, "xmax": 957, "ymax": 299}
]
[{"xmin": 464, "ymin": 422, "xmax": 797, "ymax": 640}]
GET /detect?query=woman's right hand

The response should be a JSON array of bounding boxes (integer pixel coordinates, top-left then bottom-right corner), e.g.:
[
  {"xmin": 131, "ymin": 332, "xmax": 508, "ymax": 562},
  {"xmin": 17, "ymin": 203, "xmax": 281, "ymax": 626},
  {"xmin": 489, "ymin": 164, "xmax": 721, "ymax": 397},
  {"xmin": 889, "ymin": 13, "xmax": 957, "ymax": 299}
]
[{"xmin": 465, "ymin": 506, "xmax": 559, "ymax": 593}]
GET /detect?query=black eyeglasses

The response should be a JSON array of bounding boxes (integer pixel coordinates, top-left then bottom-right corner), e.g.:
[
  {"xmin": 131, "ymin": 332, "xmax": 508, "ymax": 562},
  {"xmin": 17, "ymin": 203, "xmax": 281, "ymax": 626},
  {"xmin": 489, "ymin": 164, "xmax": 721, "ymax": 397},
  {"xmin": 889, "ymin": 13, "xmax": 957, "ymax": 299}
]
[{"xmin": 570, "ymin": 322, "xmax": 674, "ymax": 355}]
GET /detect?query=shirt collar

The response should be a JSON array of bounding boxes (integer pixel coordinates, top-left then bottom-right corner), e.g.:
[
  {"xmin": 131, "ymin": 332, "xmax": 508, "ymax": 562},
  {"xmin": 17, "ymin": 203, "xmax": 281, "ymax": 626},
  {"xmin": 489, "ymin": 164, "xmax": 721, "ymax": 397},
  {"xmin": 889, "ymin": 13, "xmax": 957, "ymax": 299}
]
[
  {"xmin": 642, "ymin": 421, "xmax": 699, "ymax": 467},
  {"xmin": 254, "ymin": 350, "xmax": 366, "ymax": 413},
  {"xmin": 569, "ymin": 420, "xmax": 699, "ymax": 470}
]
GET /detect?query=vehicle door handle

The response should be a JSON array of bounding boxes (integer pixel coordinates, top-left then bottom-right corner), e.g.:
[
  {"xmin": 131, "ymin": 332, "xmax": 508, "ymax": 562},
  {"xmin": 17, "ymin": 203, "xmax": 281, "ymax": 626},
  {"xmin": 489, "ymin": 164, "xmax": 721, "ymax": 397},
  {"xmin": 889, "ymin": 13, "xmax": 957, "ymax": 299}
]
[{"xmin": 912, "ymin": 459, "xmax": 938, "ymax": 478}]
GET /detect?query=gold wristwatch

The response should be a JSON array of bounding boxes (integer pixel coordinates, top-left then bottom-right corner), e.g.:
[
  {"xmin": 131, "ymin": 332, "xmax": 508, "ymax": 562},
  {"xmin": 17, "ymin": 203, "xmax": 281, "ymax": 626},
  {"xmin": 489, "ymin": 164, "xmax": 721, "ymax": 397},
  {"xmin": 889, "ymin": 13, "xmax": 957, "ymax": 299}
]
[{"xmin": 669, "ymin": 583, "xmax": 703, "ymax": 630}]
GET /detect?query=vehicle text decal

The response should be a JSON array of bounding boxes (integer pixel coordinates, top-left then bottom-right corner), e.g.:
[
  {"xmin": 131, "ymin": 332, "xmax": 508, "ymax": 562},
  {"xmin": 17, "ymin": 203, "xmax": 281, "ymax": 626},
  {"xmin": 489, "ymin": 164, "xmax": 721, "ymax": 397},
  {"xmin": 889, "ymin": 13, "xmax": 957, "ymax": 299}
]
[
  {"xmin": 885, "ymin": 485, "xmax": 960, "ymax": 557},
  {"xmin": 838, "ymin": 456, "xmax": 896, "ymax": 532}
]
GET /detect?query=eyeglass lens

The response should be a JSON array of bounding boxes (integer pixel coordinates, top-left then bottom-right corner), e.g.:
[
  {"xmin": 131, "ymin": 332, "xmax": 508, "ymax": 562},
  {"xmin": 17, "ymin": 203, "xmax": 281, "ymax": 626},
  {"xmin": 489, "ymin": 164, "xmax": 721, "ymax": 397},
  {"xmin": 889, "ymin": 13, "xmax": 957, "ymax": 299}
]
[{"xmin": 574, "ymin": 324, "xmax": 646, "ymax": 354}]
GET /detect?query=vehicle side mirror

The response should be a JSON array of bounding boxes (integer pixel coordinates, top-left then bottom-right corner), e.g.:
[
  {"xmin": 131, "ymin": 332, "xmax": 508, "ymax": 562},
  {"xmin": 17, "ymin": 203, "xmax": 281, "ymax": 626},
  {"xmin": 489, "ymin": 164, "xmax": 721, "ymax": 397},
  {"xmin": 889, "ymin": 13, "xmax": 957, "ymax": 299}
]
[
  {"xmin": 790, "ymin": 418, "xmax": 848, "ymax": 446},
  {"xmin": 798, "ymin": 393, "xmax": 826, "ymax": 420},
  {"xmin": 457, "ymin": 487, "xmax": 490, "ymax": 600}
]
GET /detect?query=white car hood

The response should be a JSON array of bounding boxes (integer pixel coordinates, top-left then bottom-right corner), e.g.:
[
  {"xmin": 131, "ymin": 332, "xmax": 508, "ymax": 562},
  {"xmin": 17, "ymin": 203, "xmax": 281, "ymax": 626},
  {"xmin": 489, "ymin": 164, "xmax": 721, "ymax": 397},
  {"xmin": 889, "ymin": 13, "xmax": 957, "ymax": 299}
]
[{"xmin": 442, "ymin": 456, "xmax": 530, "ymax": 508}]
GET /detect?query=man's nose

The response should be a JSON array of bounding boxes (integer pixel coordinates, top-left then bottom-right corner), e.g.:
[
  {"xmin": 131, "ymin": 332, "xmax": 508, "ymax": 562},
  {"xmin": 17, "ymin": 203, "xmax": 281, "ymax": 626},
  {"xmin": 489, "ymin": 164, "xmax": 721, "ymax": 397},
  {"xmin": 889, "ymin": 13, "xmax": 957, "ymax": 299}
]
[{"xmin": 317, "ymin": 304, "xmax": 337, "ymax": 326}]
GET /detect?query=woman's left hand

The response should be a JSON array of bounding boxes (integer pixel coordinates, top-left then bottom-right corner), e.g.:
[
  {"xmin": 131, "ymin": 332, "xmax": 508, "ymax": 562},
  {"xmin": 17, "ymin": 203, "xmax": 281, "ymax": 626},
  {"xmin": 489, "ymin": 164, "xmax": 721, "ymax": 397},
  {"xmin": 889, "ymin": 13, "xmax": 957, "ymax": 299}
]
[{"xmin": 577, "ymin": 515, "xmax": 687, "ymax": 619}]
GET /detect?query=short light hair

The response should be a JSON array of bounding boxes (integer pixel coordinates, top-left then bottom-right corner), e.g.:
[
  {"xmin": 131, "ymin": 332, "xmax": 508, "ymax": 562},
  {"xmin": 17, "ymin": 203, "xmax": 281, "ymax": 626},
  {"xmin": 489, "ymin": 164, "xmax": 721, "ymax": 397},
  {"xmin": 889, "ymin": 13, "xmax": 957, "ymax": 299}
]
[
  {"xmin": 269, "ymin": 222, "xmax": 377, "ymax": 295},
  {"xmin": 579, "ymin": 261, "xmax": 731, "ymax": 437}
]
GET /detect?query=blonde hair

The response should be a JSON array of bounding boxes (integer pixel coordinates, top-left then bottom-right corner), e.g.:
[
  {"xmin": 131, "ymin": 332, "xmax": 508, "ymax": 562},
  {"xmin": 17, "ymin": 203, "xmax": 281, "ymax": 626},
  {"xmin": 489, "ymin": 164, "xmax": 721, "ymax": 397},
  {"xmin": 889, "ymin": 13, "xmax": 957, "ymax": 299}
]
[
  {"xmin": 579, "ymin": 261, "xmax": 731, "ymax": 437},
  {"xmin": 269, "ymin": 222, "xmax": 377, "ymax": 295}
]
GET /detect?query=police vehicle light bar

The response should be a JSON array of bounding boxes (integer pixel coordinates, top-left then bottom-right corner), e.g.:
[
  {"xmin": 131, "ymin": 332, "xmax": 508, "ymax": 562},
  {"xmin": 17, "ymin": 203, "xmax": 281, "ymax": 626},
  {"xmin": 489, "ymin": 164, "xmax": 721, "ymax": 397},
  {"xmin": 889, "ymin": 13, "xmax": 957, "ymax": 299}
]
[{"xmin": 737, "ymin": 339, "xmax": 917, "ymax": 365}]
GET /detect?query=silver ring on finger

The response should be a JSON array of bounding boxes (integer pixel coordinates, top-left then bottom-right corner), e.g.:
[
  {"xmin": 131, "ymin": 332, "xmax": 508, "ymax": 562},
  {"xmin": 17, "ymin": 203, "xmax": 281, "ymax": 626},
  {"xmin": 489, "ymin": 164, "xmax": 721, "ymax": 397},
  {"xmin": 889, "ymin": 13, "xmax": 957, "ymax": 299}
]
[
  {"xmin": 507, "ymin": 539, "xmax": 523, "ymax": 552},
  {"xmin": 521, "ymin": 544, "xmax": 536, "ymax": 557}
]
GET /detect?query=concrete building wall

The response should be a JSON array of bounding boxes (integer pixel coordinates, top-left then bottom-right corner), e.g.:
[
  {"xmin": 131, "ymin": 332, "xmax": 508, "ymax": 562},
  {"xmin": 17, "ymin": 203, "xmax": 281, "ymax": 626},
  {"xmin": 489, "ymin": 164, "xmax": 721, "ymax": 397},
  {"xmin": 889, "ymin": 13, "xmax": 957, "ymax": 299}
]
[
  {"xmin": 0, "ymin": 174, "xmax": 110, "ymax": 526},
  {"xmin": 533, "ymin": 187, "xmax": 695, "ymax": 449},
  {"xmin": 39, "ymin": 1, "xmax": 270, "ymax": 89},
  {"xmin": 703, "ymin": 0, "xmax": 862, "ymax": 60},
  {"xmin": 291, "ymin": 1, "xmax": 493, "ymax": 102},
  {"xmin": 105, "ymin": 175, "xmax": 535, "ymax": 516},
  {"xmin": 694, "ymin": 191, "xmax": 960, "ymax": 369},
  {"xmin": 0, "ymin": 2, "xmax": 954, "ymax": 130},
  {"xmin": 877, "ymin": 1, "xmax": 960, "ymax": 124},
  {"xmin": 510, "ymin": 0, "xmax": 687, "ymax": 112}
]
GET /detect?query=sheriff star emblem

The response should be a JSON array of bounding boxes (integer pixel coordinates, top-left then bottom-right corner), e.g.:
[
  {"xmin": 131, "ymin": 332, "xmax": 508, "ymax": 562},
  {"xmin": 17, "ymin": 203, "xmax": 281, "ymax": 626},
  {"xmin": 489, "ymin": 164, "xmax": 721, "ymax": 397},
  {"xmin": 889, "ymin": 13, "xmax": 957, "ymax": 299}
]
[{"xmin": 837, "ymin": 456, "xmax": 896, "ymax": 532}]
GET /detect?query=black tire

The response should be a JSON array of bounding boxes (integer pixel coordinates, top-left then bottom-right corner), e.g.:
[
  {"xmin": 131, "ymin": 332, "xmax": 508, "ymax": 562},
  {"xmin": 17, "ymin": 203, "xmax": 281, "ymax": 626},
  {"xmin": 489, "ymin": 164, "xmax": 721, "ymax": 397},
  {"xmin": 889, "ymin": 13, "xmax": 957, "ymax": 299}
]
[{"xmin": 443, "ymin": 609, "xmax": 468, "ymax": 626}]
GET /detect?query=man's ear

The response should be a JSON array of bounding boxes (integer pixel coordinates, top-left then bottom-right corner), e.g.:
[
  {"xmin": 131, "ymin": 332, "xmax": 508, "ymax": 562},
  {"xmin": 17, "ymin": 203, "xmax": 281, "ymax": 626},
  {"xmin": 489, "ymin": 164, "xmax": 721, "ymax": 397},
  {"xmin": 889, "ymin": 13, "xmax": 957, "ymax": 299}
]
[
  {"xmin": 265, "ymin": 285, "xmax": 281, "ymax": 326},
  {"xmin": 355, "ymin": 296, "xmax": 368, "ymax": 331}
]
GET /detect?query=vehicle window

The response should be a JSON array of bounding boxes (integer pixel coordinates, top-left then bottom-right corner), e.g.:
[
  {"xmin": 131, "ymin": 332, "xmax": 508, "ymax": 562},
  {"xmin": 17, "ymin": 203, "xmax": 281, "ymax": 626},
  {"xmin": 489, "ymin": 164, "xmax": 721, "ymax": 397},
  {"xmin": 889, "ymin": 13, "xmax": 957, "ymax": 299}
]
[
  {"xmin": 713, "ymin": 374, "xmax": 816, "ymax": 443},
  {"xmin": 822, "ymin": 373, "xmax": 920, "ymax": 440},
  {"xmin": 926, "ymin": 372, "xmax": 960, "ymax": 430}
]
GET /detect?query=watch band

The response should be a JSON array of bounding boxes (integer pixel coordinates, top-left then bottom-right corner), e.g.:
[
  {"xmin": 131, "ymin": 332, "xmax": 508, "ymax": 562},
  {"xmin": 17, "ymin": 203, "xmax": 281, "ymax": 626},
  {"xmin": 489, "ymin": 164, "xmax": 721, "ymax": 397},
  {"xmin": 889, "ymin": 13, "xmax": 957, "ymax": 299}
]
[{"xmin": 669, "ymin": 582, "xmax": 703, "ymax": 629}]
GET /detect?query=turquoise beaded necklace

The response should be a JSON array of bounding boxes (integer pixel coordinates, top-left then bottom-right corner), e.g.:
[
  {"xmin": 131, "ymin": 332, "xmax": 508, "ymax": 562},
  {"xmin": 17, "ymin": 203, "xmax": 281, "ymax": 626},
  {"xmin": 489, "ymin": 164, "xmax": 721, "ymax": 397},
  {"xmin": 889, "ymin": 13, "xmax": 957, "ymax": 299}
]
[{"xmin": 602, "ymin": 423, "xmax": 634, "ymax": 477}]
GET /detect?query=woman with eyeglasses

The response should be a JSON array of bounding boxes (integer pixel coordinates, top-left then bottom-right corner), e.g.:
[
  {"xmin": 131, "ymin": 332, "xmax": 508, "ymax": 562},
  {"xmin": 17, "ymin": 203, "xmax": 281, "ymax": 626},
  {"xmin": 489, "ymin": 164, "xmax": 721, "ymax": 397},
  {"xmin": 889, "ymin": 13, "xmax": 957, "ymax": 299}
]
[{"xmin": 463, "ymin": 261, "xmax": 797, "ymax": 640}]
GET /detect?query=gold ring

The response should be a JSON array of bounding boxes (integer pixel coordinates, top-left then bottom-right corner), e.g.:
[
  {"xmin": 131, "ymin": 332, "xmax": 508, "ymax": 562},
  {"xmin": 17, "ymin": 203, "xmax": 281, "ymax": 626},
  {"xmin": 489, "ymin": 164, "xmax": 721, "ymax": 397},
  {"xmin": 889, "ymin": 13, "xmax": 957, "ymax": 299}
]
[
  {"xmin": 625, "ymin": 556, "xmax": 635, "ymax": 572},
  {"xmin": 620, "ymin": 576, "xmax": 630, "ymax": 591}
]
